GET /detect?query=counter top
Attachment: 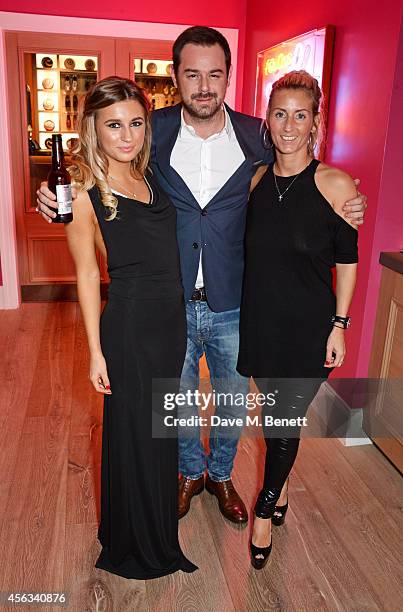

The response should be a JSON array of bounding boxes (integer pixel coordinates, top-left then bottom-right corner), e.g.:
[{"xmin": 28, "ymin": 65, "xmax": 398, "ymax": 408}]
[{"xmin": 379, "ymin": 252, "xmax": 403, "ymax": 275}]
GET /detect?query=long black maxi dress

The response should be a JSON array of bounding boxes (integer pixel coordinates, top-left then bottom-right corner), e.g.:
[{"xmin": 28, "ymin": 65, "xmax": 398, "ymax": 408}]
[{"xmin": 88, "ymin": 172, "xmax": 197, "ymax": 579}]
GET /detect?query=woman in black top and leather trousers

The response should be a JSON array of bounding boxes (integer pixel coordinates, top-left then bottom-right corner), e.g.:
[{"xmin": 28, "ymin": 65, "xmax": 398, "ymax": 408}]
[{"xmin": 237, "ymin": 71, "xmax": 358, "ymax": 569}]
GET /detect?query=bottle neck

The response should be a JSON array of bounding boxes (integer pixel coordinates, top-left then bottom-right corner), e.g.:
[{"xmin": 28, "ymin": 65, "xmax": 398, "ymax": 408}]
[{"xmin": 51, "ymin": 139, "xmax": 65, "ymax": 170}]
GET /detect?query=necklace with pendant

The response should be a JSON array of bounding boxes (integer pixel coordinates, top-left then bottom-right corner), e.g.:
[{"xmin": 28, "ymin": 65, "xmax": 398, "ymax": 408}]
[
  {"xmin": 273, "ymin": 161, "xmax": 310, "ymax": 202},
  {"xmin": 108, "ymin": 174, "xmax": 138, "ymax": 199}
]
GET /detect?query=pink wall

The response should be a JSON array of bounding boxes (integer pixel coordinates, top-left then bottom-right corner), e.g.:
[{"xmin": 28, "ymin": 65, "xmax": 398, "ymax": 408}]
[
  {"xmin": 358, "ymin": 18, "xmax": 403, "ymax": 375},
  {"xmin": 0, "ymin": 2, "xmax": 247, "ymax": 109},
  {"xmin": 0, "ymin": 1, "xmax": 246, "ymax": 27},
  {"xmin": 242, "ymin": 0, "xmax": 403, "ymax": 378}
]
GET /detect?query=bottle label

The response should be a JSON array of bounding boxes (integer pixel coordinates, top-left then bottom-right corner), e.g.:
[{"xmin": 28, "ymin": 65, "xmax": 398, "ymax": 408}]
[{"xmin": 56, "ymin": 184, "xmax": 72, "ymax": 215}]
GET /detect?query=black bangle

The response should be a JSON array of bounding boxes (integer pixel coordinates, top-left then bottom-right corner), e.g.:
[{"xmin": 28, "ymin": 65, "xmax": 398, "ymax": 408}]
[{"xmin": 331, "ymin": 315, "xmax": 351, "ymax": 329}]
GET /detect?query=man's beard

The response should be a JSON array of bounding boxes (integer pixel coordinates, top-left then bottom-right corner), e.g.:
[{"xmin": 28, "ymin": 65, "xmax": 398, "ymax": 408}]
[{"xmin": 182, "ymin": 92, "xmax": 222, "ymax": 120}]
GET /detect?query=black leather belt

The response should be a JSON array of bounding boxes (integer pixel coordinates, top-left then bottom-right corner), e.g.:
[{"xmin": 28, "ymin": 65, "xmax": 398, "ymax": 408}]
[{"xmin": 190, "ymin": 287, "xmax": 207, "ymax": 301}]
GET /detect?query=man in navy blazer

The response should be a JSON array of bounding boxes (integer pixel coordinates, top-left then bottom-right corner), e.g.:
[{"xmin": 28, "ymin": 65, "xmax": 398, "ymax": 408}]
[
  {"xmin": 152, "ymin": 101, "xmax": 269, "ymax": 312},
  {"xmin": 150, "ymin": 27, "xmax": 274, "ymax": 524}
]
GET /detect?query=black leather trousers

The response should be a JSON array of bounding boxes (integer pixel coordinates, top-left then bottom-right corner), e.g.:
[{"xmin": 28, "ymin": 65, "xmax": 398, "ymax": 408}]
[{"xmin": 255, "ymin": 378, "xmax": 323, "ymax": 514}]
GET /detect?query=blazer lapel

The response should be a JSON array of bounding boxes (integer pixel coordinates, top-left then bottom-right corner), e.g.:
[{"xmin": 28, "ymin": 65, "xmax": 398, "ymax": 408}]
[
  {"xmin": 203, "ymin": 104, "xmax": 260, "ymax": 209},
  {"xmin": 154, "ymin": 104, "xmax": 201, "ymax": 210}
]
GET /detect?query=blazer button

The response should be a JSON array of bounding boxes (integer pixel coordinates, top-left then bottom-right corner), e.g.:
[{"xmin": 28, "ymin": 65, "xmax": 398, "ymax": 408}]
[
  {"xmin": 192, "ymin": 242, "xmax": 199, "ymax": 249},
  {"xmin": 201, "ymin": 210, "xmax": 207, "ymax": 216}
]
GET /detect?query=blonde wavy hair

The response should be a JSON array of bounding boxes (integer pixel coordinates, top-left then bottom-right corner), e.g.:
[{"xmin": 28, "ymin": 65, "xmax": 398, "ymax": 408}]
[
  {"xmin": 268, "ymin": 70, "xmax": 325, "ymax": 157},
  {"xmin": 69, "ymin": 76, "xmax": 151, "ymax": 221}
]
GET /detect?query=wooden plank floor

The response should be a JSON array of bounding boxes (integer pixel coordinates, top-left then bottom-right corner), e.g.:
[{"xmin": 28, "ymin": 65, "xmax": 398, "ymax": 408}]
[{"xmin": 0, "ymin": 303, "xmax": 402, "ymax": 612}]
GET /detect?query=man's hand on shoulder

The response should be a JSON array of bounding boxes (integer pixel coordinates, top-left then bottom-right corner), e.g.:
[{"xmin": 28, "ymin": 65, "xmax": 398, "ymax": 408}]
[
  {"xmin": 317, "ymin": 165, "xmax": 367, "ymax": 228},
  {"xmin": 342, "ymin": 177, "xmax": 367, "ymax": 228},
  {"xmin": 36, "ymin": 181, "xmax": 77, "ymax": 223}
]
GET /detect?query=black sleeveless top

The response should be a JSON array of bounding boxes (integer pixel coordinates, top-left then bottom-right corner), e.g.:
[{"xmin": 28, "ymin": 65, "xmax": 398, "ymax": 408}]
[
  {"xmin": 237, "ymin": 159, "xmax": 358, "ymax": 378},
  {"xmin": 88, "ymin": 171, "xmax": 183, "ymax": 300}
]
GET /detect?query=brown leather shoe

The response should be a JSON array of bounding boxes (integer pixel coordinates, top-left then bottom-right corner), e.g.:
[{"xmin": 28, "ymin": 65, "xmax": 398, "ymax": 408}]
[
  {"xmin": 178, "ymin": 475, "xmax": 205, "ymax": 519},
  {"xmin": 205, "ymin": 475, "xmax": 248, "ymax": 524}
]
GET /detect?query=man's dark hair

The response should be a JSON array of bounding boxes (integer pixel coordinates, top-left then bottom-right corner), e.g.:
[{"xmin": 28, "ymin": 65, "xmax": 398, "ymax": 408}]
[{"xmin": 172, "ymin": 26, "xmax": 231, "ymax": 76}]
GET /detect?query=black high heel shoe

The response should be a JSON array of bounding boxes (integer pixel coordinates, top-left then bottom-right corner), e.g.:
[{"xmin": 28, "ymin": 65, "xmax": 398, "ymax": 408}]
[
  {"xmin": 250, "ymin": 489, "xmax": 277, "ymax": 570},
  {"xmin": 250, "ymin": 540, "xmax": 272, "ymax": 570},
  {"xmin": 272, "ymin": 501, "xmax": 288, "ymax": 526},
  {"xmin": 272, "ymin": 480, "xmax": 289, "ymax": 526}
]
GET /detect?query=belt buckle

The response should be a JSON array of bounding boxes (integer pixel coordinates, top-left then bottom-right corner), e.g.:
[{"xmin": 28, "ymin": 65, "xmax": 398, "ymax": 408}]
[{"xmin": 191, "ymin": 287, "xmax": 205, "ymax": 301}]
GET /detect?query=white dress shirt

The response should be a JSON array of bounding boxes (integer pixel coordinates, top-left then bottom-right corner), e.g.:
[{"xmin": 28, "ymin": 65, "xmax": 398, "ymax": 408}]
[{"xmin": 170, "ymin": 106, "xmax": 245, "ymax": 288}]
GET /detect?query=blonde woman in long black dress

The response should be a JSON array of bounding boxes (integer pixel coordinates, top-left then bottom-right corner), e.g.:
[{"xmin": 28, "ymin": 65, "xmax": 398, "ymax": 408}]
[
  {"xmin": 237, "ymin": 71, "xmax": 358, "ymax": 569},
  {"xmin": 65, "ymin": 77, "xmax": 196, "ymax": 579}
]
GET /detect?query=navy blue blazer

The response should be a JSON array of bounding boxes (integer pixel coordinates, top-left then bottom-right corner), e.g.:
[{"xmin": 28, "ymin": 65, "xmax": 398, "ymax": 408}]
[{"xmin": 151, "ymin": 103, "xmax": 273, "ymax": 312}]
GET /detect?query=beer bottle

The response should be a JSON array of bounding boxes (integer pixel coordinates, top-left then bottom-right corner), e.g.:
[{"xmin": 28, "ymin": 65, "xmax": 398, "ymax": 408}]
[{"xmin": 47, "ymin": 134, "xmax": 73, "ymax": 223}]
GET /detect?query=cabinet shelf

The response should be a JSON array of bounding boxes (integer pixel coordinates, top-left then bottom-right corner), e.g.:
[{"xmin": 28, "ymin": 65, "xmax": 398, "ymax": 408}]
[
  {"xmin": 60, "ymin": 69, "xmax": 97, "ymax": 74},
  {"xmin": 29, "ymin": 153, "xmax": 51, "ymax": 160},
  {"xmin": 136, "ymin": 73, "xmax": 173, "ymax": 78}
]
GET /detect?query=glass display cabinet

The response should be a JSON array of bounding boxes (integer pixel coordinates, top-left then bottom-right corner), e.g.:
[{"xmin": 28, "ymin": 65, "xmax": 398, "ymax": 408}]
[{"xmin": 133, "ymin": 58, "xmax": 180, "ymax": 109}]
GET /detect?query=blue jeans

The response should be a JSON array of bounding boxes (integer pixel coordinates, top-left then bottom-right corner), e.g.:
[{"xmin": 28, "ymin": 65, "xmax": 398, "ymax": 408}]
[{"xmin": 178, "ymin": 301, "xmax": 249, "ymax": 481}]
